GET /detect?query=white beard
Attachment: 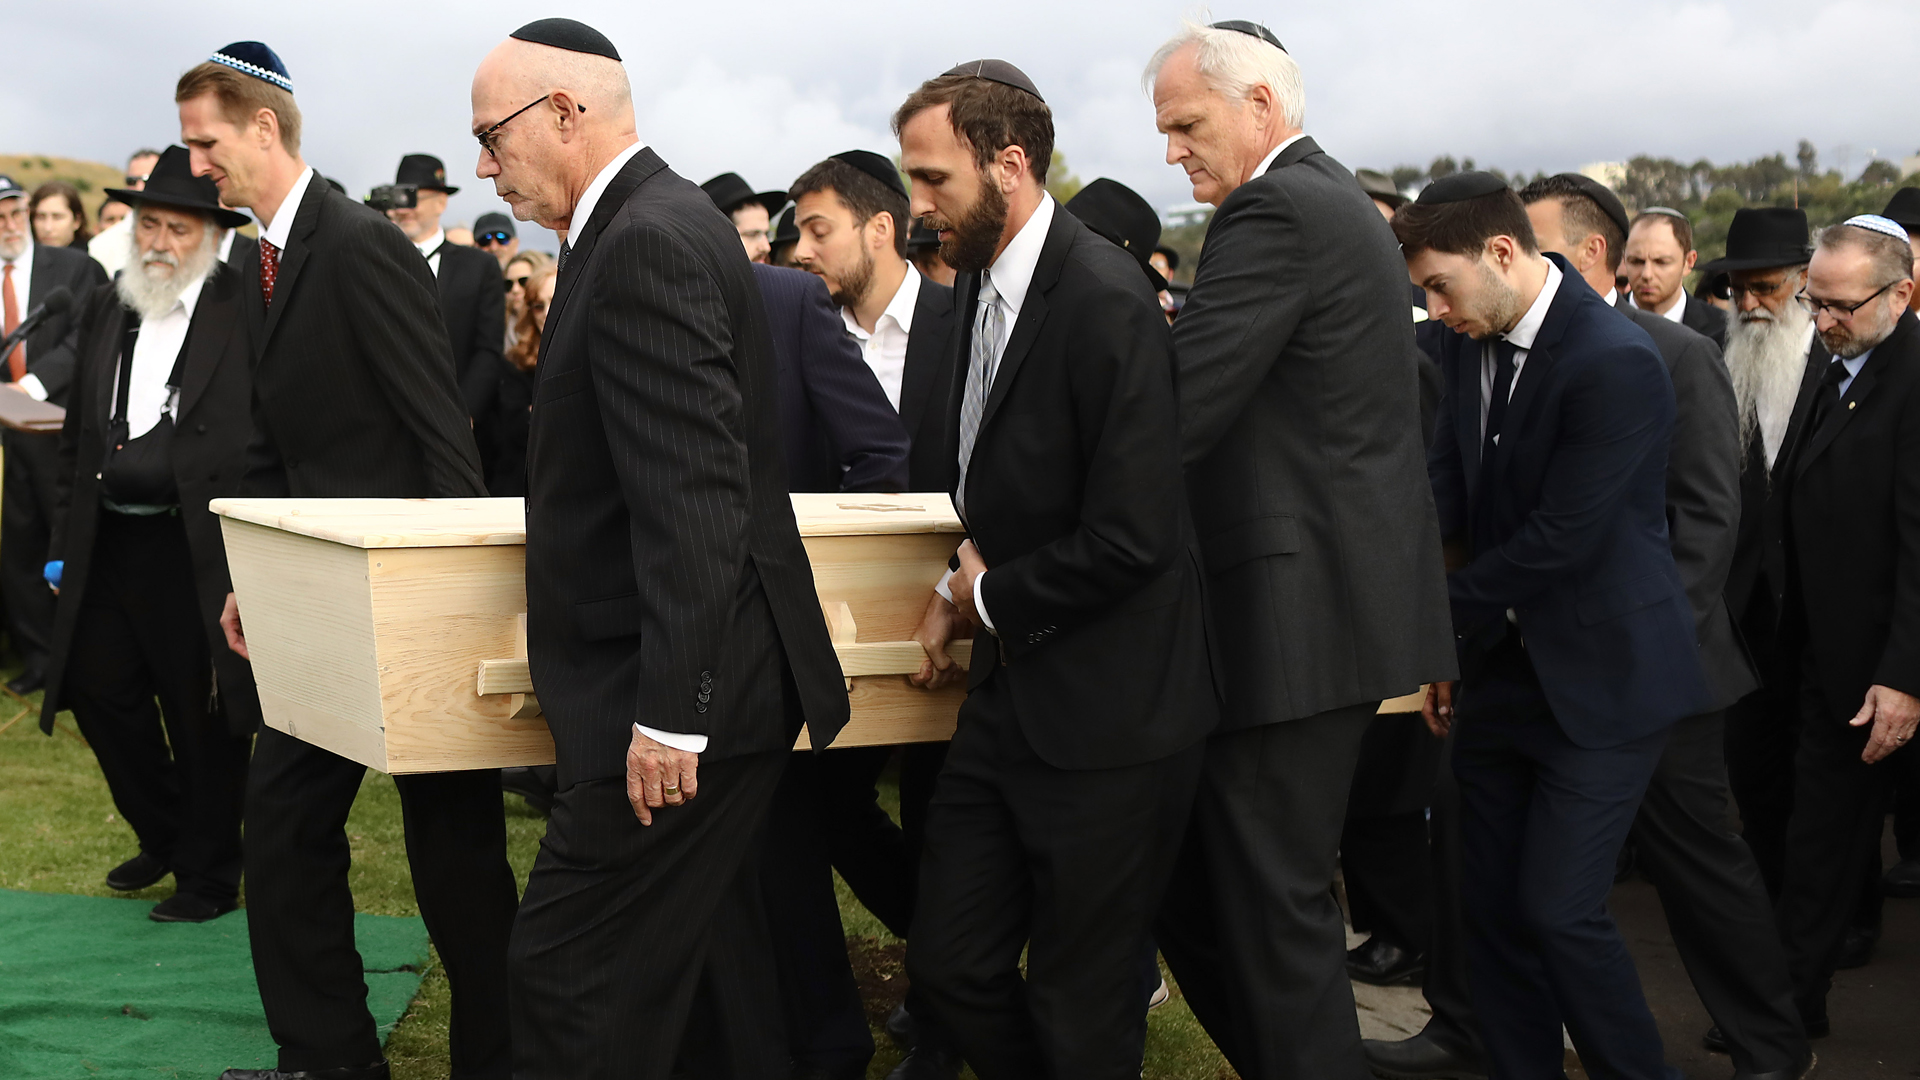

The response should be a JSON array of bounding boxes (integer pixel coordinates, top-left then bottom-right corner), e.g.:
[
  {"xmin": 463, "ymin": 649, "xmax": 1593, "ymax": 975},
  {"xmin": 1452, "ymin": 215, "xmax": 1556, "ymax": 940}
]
[
  {"xmin": 1724, "ymin": 302, "xmax": 1814, "ymax": 470},
  {"xmin": 115, "ymin": 227, "xmax": 218, "ymax": 323}
]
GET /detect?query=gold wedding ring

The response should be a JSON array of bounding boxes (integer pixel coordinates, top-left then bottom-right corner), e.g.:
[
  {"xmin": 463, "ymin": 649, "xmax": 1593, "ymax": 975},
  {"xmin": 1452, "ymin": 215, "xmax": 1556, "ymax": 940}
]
[{"xmin": 663, "ymin": 783, "xmax": 680, "ymax": 796}]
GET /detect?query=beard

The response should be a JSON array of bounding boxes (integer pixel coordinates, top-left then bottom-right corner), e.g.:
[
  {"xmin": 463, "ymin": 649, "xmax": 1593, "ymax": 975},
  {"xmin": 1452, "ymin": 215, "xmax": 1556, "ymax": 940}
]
[
  {"xmin": 1819, "ymin": 303, "xmax": 1895, "ymax": 360},
  {"xmin": 827, "ymin": 245, "xmax": 876, "ymax": 310},
  {"xmin": 1463, "ymin": 259, "xmax": 1526, "ymax": 340},
  {"xmin": 1724, "ymin": 300, "xmax": 1813, "ymax": 467},
  {"xmin": 926, "ymin": 175, "xmax": 1008, "ymax": 274},
  {"xmin": 116, "ymin": 225, "xmax": 219, "ymax": 322}
]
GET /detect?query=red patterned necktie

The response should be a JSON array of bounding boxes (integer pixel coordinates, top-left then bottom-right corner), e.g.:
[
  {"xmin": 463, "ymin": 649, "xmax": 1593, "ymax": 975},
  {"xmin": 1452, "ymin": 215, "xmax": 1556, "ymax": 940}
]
[
  {"xmin": 259, "ymin": 238, "xmax": 281, "ymax": 306},
  {"xmin": 2, "ymin": 261, "xmax": 20, "ymax": 381}
]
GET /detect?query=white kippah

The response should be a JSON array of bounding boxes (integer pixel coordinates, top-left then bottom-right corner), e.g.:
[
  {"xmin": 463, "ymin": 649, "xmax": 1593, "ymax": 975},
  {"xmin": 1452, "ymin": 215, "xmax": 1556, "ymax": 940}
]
[{"xmin": 1843, "ymin": 214, "xmax": 1912, "ymax": 244}]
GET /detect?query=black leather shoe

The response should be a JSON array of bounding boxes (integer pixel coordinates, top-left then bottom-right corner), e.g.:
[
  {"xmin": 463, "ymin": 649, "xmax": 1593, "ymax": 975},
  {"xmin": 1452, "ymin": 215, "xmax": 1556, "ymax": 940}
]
[
  {"xmin": 1733, "ymin": 1051, "xmax": 1817, "ymax": 1080},
  {"xmin": 105, "ymin": 852, "xmax": 169, "ymax": 891},
  {"xmin": 1883, "ymin": 856, "xmax": 1920, "ymax": 897},
  {"xmin": 1835, "ymin": 924, "xmax": 1879, "ymax": 969},
  {"xmin": 1362, "ymin": 1033, "xmax": 1490, "ymax": 1079},
  {"xmin": 885, "ymin": 1002, "xmax": 918, "ymax": 1049},
  {"xmin": 884, "ymin": 1044, "xmax": 964, "ymax": 1080},
  {"xmin": 218, "ymin": 1062, "xmax": 390, "ymax": 1080},
  {"xmin": 7, "ymin": 670, "xmax": 44, "ymax": 695},
  {"xmin": 1703, "ymin": 1024, "xmax": 1729, "ymax": 1053},
  {"xmin": 1347, "ymin": 936, "xmax": 1426, "ymax": 986},
  {"xmin": 149, "ymin": 892, "xmax": 237, "ymax": 923}
]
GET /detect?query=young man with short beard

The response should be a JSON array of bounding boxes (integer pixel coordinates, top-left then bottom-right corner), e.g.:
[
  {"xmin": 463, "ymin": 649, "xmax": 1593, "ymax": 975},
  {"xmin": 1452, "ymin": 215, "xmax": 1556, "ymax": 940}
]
[{"xmin": 38, "ymin": 146, "xmax": 259, "ymax": 926}]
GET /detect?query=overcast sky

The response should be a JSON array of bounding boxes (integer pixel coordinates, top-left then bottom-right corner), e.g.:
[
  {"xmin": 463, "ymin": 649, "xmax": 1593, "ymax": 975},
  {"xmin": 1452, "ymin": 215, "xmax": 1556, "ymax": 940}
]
[{"xmin": 6, "ymin": 0, "xmax": 1915, "ymax": 254}]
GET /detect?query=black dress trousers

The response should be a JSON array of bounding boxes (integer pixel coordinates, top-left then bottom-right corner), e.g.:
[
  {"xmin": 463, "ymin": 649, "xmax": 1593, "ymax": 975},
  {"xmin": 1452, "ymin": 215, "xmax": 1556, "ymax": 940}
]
[
  {"xmin": 63, "ymin": 510, "xmax": 250, "ymax": 902},
  {"xmin": 245, "ymin": 727, "xmax": 517, "ymax": 1077},
  {"xmin": 1341, "ymin": 711, "xmax": 1441, "ymax": 956},
  {"xmin": 1724, "ymin": 585, "xmax": 1800, "ymax": 897},
  {"xmin": 1, "ymin": 429, "xmax": 61, "ymax": 674}
]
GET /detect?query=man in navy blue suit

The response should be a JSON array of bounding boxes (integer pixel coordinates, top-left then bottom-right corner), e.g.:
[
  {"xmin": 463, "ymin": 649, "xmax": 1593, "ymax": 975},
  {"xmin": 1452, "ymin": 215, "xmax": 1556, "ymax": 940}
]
[{"xmin": 1396, "ymin": 174, "xmax": 1712, "ymax": 1080}]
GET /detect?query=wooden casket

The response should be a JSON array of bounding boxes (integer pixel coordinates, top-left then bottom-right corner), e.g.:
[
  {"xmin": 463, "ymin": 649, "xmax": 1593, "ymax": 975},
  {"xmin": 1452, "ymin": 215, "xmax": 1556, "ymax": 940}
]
[{"xmin": 211, "ymin": 494, "xmax": 968, "ymax": 774}]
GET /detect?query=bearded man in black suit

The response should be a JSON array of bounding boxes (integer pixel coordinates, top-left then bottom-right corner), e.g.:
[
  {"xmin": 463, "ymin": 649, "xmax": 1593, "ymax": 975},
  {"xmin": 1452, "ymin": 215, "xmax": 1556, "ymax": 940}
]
[
  {"xmin": 1141, "ymin": 21, "xmax": 1455, "ymax": 1080},
  {"xmin": 470, "ymin": 20, "xmax": 849, "ymax": 1077},
  {"xmin": 179, "ymin": 40, "xmax": 517, "ymax": 1080}
]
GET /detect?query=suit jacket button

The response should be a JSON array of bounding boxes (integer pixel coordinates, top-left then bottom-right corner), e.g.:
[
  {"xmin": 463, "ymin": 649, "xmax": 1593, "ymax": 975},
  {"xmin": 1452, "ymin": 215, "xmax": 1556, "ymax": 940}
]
[
  {"xmin": 697, "ymin": 691, "xmax": 710, "ymax": 703},
  {"xmin": 196, "ymin": 424, "xmax": 208, "ymax": 433},
  {"xmin": 696, "ymin": 703, "xmax": 708, "ymax": 714}
]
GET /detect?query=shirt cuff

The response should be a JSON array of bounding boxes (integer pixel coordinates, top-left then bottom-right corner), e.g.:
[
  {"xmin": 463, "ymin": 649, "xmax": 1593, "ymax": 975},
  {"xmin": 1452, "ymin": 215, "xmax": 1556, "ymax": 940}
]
[
  {"xmin": 973, "ymin": 570, "xmax": 995, "ymax": 631},
  {"xmin": 635, "ymin": 723, "xmax": 709, "ymax": 754},
  {"xmin": 935, "ymin": 567, "xmax": 955, "ymax": 604},
  {"xmin": 17, "ymin": 374, "xmax": 47, "ymax": 402}
]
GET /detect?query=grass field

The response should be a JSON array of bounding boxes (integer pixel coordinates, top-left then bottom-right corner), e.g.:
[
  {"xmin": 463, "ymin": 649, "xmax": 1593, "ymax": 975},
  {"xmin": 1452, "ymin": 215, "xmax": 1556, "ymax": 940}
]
[{"xmin": 0, "ymin": 687, "xmax": 1235, "ymax": 1079}]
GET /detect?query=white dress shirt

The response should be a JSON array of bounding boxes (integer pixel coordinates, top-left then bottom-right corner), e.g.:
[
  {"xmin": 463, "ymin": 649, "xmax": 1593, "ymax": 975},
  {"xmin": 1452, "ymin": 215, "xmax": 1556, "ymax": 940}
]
[
  {"xmin": 4, "ymin": 237, "xmax": 48, "ymax": 401},
  {"xmin": 217, "ymin": 228, "xmax": 238, "ymax": 264},
  {"xmin": 935, "ymin": 194, "xmax": 1059, "ymax": 632},
  {"xmin": 841, "ymin": 262, "xmax": 920, "ymax": 410},
  {"xmin": 1252, "ymin": 132, "xmax": 1310, "ymax": 181},
  {"xmin": 1630, "ymin": 286, "xmax": 1688, "ymax": 325},
  {"xmin": 259, "ymin": 167, "xmax": 315, "ymax": 252},
  {"xmin": 89, "ymin": 215, "xmax": 134, "ymax": 278},
  {"xmin": 1835, "ymin": 347, "xmax": 1870, "ymax": 399},
  {"xmin": 415, "ymin": 228, "xmax": 446, "ymax": 277},
  {"xmin": 112, "ymin": 272, "xmax": 210, "ymax": 440},
  {"xmin": 569, "ymin": 142, "xmax": 647, "ymax": 245},
  {"xmin": 1479, "ymin": 258, "xmax": 1564, "ymax": 443}
]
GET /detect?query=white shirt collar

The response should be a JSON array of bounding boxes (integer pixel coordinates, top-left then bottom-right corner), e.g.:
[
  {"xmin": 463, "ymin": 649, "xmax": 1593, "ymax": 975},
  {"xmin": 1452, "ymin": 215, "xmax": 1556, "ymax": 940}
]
[
  {"xmin": 167, "ymin": 271, "xmax": 210, "ymax": 323},
  {"xmin": 414, "ymin": 228, "xmax": 446, "ymax": 258},
  {"xmin": 986, "ymin": 193, "xmax": 1054, "ymax": 318},
  {"xmin": 1629, "ymin": 286, "xmax": 1686, "ymax": 322},
  {"xmin": 216, "ymin": 228, "xmax": 236, "ymax": 263},
  {"xmin": 260, "ymin": 166, "xmax": 315, "ymax": 251},
  {"xmin": 1253, "ymin": 133, "xmax": 1310, "ymax": 182},
  {"xmin": 843, "ymin": 261, "xmax": 921, "ymax": 341},
  {"xmin": 1504, "ymin": 257, "xmax": 1563, "ymax": 353},
  {"xmin": 569, "ymin": 142, "xmax": 647, "ymax": 241},
  {"xmin": 1603, "ymin": 288, "xmax": 1618, "ymax": 307}
]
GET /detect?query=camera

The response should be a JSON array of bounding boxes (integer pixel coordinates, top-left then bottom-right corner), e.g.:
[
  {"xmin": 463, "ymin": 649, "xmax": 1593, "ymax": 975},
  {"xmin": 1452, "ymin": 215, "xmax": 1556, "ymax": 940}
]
[{"xmin": 365, "ymin": 184, "xmax": 418, "ymax": 212}]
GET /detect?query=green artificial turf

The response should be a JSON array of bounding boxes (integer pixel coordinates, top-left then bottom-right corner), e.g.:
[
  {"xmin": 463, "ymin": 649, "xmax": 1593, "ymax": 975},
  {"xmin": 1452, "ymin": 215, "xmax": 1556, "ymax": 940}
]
[{"xmin": 0, "ymin": 689, "xmax": 1231, "ymax": 1079}]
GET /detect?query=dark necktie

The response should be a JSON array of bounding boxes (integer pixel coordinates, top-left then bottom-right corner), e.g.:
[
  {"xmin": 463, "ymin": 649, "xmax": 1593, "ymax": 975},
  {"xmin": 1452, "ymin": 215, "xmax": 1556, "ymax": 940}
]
[
  {"xmin": 1807, "ymin": 355, "xmax": 1851, "ymax": 436},
  {"xmin": 259, "ymin": 238, "xmax": 281, "ymax": 307},
  {"xmin": 1481, "ymin": 339, "xmax": 1518, "ymax": 468},
  {"xmin": 557, "ymin": 240, "xmax": 571, "ymax": 272}
]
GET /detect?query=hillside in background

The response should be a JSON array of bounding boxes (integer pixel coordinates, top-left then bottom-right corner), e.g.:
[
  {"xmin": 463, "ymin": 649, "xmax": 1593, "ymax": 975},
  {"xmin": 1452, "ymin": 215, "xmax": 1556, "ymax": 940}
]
[{"xmin": 0, "ymin": 154, "xmax": 130, "ymax": 225}]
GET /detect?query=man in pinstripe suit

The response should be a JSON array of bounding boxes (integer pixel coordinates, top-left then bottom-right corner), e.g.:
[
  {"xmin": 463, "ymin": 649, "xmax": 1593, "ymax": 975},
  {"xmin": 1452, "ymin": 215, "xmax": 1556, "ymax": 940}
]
[{"xmin": 472, "ymin": 20, "xmax": 849, "ymax": 1078}]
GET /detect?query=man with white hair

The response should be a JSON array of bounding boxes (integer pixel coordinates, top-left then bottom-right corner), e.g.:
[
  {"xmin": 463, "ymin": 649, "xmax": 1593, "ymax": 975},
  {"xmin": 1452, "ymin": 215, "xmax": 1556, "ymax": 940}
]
[
  {"xmin": 1770, "ymin": 215, "xmax": 1919, "ymax": 1044},
  {"xmin": 470, "ymin": 19, "xmax": 849, "ymax": 1077},
  {"xmin": 38, "ymin": 146, "xmax": 259, "ymax": 928},
  {"xmin": 1142, "ymin": 19, "xmax": 1455, "ymax": 1079}
]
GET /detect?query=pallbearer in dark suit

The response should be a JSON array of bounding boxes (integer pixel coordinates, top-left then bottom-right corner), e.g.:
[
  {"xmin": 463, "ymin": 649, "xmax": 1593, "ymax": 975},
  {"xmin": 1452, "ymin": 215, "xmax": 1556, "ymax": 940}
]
[
  {"xmin": 1772, "ymin": 217, "xmax": 1920, "ymax": 1040},
  {"xmin": 0, "ymin": 174, "xmax": 108, "ymax": 695},
  {"xmin": 471, "ymin": 20, "xmax": 849, "ymax": 1078},
  {"xmin": 1142, "ymin": 22, "xmax": 1455, "ymax": 1080},
  {"xmin": 896, "ymin": 62, "xmax": 1216, "ymax": 1078},
  {"xmin": 39, "ymin": 148, "xmax": 258, "ymax": 925},
  {"xmin": 1624, "ymin": 207, "xmax": 1729, "ymax": 348},
  {"xmin": 379, "ymin": 154, "xmax": 510, "ymax": 480},
  {"xmin": 1401, "ymin": 174, "xmax": 1711, "ymax": 1080},
  {"xmin": 179, "ymin": 42, "xmax": 517, "ymax": 1080}
]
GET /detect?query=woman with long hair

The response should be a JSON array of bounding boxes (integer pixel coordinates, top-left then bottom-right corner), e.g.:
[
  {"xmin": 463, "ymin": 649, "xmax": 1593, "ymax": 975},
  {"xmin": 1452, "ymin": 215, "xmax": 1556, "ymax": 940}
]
[
  {"xmin": 502, "ymin": 249, "xmax": 553, "ymax": 350},
  {"xmin": 487, "ymin": 264, "xmax": 557, "ymax": 496},
  {"xmin": 30, "ymin": 181, "xmax": 91, "ymax": 248}
]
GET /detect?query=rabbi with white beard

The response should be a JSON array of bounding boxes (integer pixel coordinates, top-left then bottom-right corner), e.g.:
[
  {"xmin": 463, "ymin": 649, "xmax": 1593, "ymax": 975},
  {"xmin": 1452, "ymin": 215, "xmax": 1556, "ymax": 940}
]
[
  {"xmin": 1712, "ymin": 207, "xmax": 1829, "ymax": 910},
  {"xmin": 37, "ymin": 146, "xmax": 262, "ymax": 925}
]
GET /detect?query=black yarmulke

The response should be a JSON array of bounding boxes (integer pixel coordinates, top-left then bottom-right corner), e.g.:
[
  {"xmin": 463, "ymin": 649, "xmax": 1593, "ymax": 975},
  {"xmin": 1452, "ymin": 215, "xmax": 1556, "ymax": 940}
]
[
  {"xmin": 1210, "ymin": 20, "xmax": 1287, "ymax": 52},
  {"xmin": 941, "ymin": 59, "xmax": 1044, "ymax": 103},
  {"xmin": 511, "ymin": 18, "xmax": 621, "ymax": 61},
  {"xmin": 1417, "ymin": 171, "xmax": 1509, "ymax": 205},
  {"xmin": 831, "ymin": 150, "xmax": 908, "ymax": 199},
  {"xmin": 1551, "ymin": 173, "xmax": 1629, "ymax": 241}
]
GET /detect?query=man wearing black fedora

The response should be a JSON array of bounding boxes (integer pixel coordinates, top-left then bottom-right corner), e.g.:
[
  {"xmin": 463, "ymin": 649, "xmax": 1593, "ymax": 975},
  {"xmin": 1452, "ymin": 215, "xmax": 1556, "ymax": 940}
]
[
  {"xmin": 38, "ymin": 146, "xmax": 261, "ymax": 925},
  {"xmin": 381, "ymin": 154, "xmax": 508, "ymax": 482},
  {"xmin": 1885, "ymin": 188, "xmax": 1920, "ymax": 314},
  {"xmin": 702, "ymin": 172, "xmax": 786, "ymax": 264}
]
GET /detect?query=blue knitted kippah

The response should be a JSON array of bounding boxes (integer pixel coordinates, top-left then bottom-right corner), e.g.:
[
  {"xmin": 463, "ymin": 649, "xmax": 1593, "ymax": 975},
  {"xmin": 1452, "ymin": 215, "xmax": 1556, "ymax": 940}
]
[{"xmin": 210, "ymin": 41, "xmax": 293, "ymax": 93}]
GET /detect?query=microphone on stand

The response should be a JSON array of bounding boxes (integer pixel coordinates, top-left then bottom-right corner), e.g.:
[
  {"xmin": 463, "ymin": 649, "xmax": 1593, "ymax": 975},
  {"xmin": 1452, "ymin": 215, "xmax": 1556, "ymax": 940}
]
[{"xmin": 0, "ymin": 286, "xmax": 74, "ymax": 370}]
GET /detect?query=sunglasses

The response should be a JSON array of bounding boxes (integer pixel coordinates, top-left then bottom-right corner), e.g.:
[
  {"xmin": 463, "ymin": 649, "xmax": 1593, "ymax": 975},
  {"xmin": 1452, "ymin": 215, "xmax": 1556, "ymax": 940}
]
[
  {"xmin": 476, "ymin": 231, "xmax": 513, "ymax": 246},
  {"xmin": 125, "ymin": 174, "xmax": 149, "ymax": 187},
  {"xmin": 504, "ymin": 276, "xmax": 531, "ymax": 293}
]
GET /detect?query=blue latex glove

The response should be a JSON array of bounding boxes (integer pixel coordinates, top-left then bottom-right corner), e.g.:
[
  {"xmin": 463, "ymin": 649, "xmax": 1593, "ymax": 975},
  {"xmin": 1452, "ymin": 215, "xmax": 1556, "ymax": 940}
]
[{"xmin": 43, "ymin": 560, "xmax": 63, "ymax": 589}]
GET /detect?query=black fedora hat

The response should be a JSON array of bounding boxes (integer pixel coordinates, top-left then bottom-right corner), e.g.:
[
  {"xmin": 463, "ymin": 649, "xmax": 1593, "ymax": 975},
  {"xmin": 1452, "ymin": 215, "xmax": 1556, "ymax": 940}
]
[
  {"xmin": 906, "ymin": 217, "xmax": 941, "ymax": 253},
  {"xmin": 104, "ymin": 146, "xmax": 250, "ymax": 229},
  {"xmin": 702, "ymin": 173, "xmax": 786, "ymax": 218},
  {"xmin": 1355, "ymin": 169, "xmax": 1407, "ymax": 210},
  {"xmin": 1882, "ymin": 187, "xmax": 1920, "ymax": 234},
  {"xmin": 1065, "ymin": 178, "xmax": 1167, "ymax": 292},
  {"xmin": 397, "ymin": 153, "xmax": 458, "ymax": 195},
  {"xmin": 772, "ymin": 203, "xmax": 799, "ymax": 247},
  {"xmin": 1697, "ymin": 207, "xmax": 1811, "ymax": 275}
]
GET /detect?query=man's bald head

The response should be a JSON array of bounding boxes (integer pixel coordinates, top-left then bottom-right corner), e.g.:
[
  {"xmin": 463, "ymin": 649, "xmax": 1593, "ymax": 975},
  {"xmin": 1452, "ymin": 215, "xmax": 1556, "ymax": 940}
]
[{"xmin": 472, "ymin": 36, "xmax": 638, "ymax": 231}]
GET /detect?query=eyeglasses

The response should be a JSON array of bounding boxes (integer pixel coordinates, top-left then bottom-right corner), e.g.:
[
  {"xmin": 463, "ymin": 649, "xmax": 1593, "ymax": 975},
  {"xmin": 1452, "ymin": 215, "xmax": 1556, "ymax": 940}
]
[
  {"xmin": 476, "ymin": 95, "xmax": 551, "ymax": 159},
  {"xmin": 476, "ymin": 231, "xmax": 513, "ymax": 247},
  {"xmin": 125, "ymin": 174, "xmax": 149, "ymax": 187},
  {"xmin": 1727, "ymin": 277, "xmax": 1796, "ymax": 299},
  {"xmin": 1796, "ymin": 281, "xmax": 1895, "ymax": 320},
  {"xmin": 504, "ymin": 276, "xmax": 530, "ymax": 293}
]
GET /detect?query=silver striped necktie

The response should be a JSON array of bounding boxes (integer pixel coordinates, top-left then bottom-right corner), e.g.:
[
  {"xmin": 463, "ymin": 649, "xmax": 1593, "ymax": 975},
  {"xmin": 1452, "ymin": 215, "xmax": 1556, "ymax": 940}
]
[{"xmin": 955, "ymin": 272, "xmax": 1003, "ymax": 520}]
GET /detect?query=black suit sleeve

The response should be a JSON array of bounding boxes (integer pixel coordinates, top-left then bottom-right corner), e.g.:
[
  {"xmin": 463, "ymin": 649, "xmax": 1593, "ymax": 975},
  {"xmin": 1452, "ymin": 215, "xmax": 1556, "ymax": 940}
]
[
  {"xmin": 1448, "ymin": 348, "xmax": 1673, "ymax": 627},
  {"xmin": 1170, "ymin": 185, "xmax": 1309, "ymax": 467},
  {"xmin": 589, "ymin": 224, "xmax": 755, "ymax": 737},
  {"xmin": 458, "ymin": 256, "xmax": 507, "ymax": 418},
  {"xmin": 1663, "ymin": 335, "xmax": 1741, "ymax": 636},
  {"xmin": 791, "ymin": 274, "xmax": 909, "ymax": 493},
  {"xmin": 50, "ymin": 285, "xmax": 115, "ymax": 561},
  {"xmin": 28, "ymin": 255, "xmax": 109, "ymax": 402},
  {"xmin": 982, "ymin": 277, "xmax": 1184, "ymax": 654},
  {"xmin": 1874, "ymin": 374, "xmax": 1920, "ymax": 697},
  {"xmin": 340, "ymin": 218, "xmax": 485, "ymax": 498},
  {"xmin": 1427, "ymin": 346, "xmax": 1468, "ymax": 543}
]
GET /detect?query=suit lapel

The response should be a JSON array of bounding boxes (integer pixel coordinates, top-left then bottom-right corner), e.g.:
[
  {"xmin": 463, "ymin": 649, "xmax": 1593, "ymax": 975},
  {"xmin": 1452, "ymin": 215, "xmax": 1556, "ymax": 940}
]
[
  {"xmin": 176, "ymin": 264, "xmax": 241, "ymax": 422},
  {"xmin": 1773, "ymin": 337, "xmax": 1827, "ymax": 485},
  {"xmin": 897, "ymin": 276, "xmax": 948, "ymax": 434},
  {"xmin": 92, "ymin": 302, "xmax": 132, "ymax": 426},
  {"xmin": 260, "ymin": 177, "xmax": 327, "ymax": 349},
  {"xmin": 1457, "ymin": 339, "xmax": 1483, "ymax": 505},
  {"xmin": 1794, "ymin": 318, "xmax": 1912, "ymax": 479},
  {"xmin": 977, "ymin": 208, "xmax": 1073, "ymax": 435},
  {"xmin": 546, "ymin": 147, "xmax": 667, "ymax": 332},
  {"xmin": 1263, "ymin": 135, "xmax": 1323, "ymax": 175}
]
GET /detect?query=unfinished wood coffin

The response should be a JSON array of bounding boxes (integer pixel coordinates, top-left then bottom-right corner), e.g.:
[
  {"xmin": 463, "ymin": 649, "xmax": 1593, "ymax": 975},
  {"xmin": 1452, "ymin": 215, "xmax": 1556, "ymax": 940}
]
[{"xmin": 211, "ymin": 494, "xmax": 968, "ymax": 773}]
